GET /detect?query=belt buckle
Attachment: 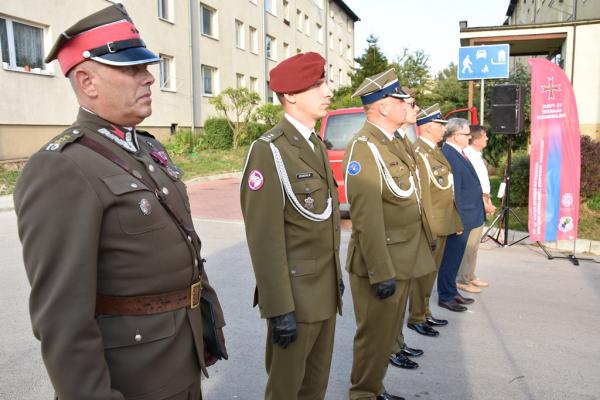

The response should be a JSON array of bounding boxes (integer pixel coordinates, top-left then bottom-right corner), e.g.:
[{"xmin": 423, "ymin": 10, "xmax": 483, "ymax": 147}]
[{"xmin": 190, "ymin": 281, "xmax": 202, "ymax": 309}]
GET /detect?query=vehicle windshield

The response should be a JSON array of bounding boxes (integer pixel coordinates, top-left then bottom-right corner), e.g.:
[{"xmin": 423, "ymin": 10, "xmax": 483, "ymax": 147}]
[{"xmin": 323, "ymin": 112, "xmax": 366, "ymax": 150}]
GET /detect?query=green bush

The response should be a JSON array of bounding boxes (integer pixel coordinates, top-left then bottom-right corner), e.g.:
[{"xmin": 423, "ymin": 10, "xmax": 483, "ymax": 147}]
[
  {"xmin": 502, "ymin": 151, "xmax": 530, "ymax": 206},
  {"xmin": 588, "ymin": 192, "xmax": 600, "ymax": 212},
  {"xmin": 164, "ymin": 128, "xmax": 202, "ymax": 156},
  {"xmin": 580, "ymin": 135, "xmax": 600, "ymax": 201},
  {"xmin": 240, "ymin": 122, "xmax": 269, "ymax": 146},
  {"xmin": 203, "ymin": 117, "xmax": 233, "ymax": 150},
  {"xmin": 252, "ymin": 103, "xmax": 283, "ymax": 128}
]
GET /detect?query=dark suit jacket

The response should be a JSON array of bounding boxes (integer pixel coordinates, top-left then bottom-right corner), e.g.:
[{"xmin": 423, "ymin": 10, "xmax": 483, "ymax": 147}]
[{"xmin": 442, "ymin": 143, "xmax": 485, "ymax": 230}]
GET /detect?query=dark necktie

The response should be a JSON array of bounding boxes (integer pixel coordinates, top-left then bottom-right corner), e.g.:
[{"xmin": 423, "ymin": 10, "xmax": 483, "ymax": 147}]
[{"xmin": 309, "ymin": 132, "xmax": 326, "ymax": 168}]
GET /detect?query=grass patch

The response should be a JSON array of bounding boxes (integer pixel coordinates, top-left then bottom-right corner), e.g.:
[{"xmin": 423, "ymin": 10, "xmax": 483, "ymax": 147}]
[
  {"xmin": 171, "ymin": 145, "xmax": 249, "ymax": 180},
  {"xmin": 489, "ymin": 176, "xmax": 600, "ymax": 240},
  {"xmin": 0, "ymin": 163, "xmax": 24, "ymax": 196}
]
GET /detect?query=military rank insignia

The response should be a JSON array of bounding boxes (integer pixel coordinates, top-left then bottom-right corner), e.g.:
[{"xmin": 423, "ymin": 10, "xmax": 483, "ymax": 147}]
[{"xmin": 248, "ymin": 170, "xmax": 264, "ymax": 191}]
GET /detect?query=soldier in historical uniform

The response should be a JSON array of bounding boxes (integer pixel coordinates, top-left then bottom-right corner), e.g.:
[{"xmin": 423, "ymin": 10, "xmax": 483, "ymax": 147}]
[
  {"xmin": 13, "ymin": 5, "xmax": 226, "ymax": 400},
  {"xmin": 405, "ymin": 105, "xmax": 464, "ymax": 333},
  {"xmin": 240, "ymin": 52, "xmax": 343, "ymax": 400},
  {"xmin": 343, "ymin": 69, "xmax": 436, "ymax": 400}
]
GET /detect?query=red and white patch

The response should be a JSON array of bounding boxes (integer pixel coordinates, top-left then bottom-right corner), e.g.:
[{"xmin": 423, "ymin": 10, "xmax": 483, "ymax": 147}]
[{"xmin": 248, "ymin": 170, "xmax": 264, "ymax": 191}]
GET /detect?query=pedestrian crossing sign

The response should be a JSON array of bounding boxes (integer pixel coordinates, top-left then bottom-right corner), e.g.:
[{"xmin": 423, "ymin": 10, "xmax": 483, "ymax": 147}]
[{"xmin": 457, "ymin": 44, "xmax": 510, "ymax": 80}]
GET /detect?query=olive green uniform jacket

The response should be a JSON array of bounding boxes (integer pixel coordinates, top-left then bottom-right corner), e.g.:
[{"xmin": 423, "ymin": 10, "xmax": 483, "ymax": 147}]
[
  {"xmin": 413, "ymin": 137, "xmax": 463, "ymax": 237},
  {"xmin": 240, "ymin": 117, "xmax": 343, "ymax": 323},
  {"xmin": 344, "ymin": 123, "xmax": 436, "ymax": 282},
  {"xmin": 14, "ymin": 109, "xmax": 225, "ymax": 400}
]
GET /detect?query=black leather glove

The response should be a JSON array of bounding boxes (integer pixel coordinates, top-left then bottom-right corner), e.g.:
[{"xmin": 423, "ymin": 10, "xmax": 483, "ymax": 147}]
[
  {"xmin": 339, "ymin": 279, "xmax": 345, "ymax": 297},
  {"xmin": 374, "ymin": 278, "xmax": 396, "ymax": 299},
  {"xmin": 270, "ymin": 312, "xmax": 297, "ymax": 348}
]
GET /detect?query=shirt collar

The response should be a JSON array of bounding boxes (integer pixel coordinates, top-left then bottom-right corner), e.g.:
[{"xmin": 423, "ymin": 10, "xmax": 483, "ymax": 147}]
[
  {"xmin": 367, "ymin": 121, "xmax": 395, "ymax": 141},
  {"xmin": 445, "ymin": 140, "xmax": 464, "ymax": 154},
  {"xmin": 79, "ymin": 108, "xmax": 138, "ymax": 153},
  {"xmin": 419, "ymin": 136, "xmax": 436, "ymax": 149},
  {"xmin": 285, "ymin": 113, "xmax": 314, "ymax": 144}
]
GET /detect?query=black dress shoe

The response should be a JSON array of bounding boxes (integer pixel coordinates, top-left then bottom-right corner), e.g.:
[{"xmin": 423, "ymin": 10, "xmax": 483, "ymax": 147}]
[
  {"xmin": 426, "ymin": 315, "xmax": 448, "ymax": 326},
  {"xmin": 438, "ymin": 299, "xmax": 467, "ymax": 312},
  {"xmin": 376, "ymin": 391, "xmax": 405, "ymax": 400},
  {"xmin": 455, "ymin": 294, "xmax": 475, "ymax": 305},
  {"xmin": 401, "ymin": 344, "xmax": 424, "ymax": 357},
  {"xmin": 407, "ymin": 322, "xmax": 439, "ymax": 337},
  {"xmin": 389, "ymin": 352, "xmax": 419, "ymax": 369}
]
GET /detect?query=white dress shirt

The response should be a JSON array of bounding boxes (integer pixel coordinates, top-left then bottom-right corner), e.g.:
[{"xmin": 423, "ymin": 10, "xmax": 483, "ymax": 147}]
[{"xmin": 464, "ymin": 145, "xmax": 491, "ymax": 194}]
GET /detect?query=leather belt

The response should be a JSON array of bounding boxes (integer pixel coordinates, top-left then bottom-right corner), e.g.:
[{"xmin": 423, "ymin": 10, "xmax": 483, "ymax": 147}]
[{"xmin": 96, "ymin": 281, "xmax": 202, "ymax": 316}]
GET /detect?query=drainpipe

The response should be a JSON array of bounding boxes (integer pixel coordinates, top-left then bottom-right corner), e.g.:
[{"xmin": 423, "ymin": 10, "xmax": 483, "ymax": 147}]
[
  {"xmin": 263, "ymin": 0, "xmax": 269, "ymax": 103},
  {"xmin": 324, "ymin": 1, "xmax": 329, "ymax": 68},
  {"xmin": 188, "ymin": 0, "xmax": 196, "ymax": 132}
]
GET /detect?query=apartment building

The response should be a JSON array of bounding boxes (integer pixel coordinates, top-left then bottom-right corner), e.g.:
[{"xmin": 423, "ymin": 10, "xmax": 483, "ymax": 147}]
[
  {"xmin": 0, "ymin": 0, "xmax": 359, "ymax": 160},
  {"xmin": 505, "ymin": 0, "xmax": 600, "ymax": 25}
]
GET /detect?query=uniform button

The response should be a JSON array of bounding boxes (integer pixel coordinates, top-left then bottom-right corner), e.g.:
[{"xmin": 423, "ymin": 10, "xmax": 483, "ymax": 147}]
[
  {"xmin": 305, "ymin": 187, "xmax": 310, "ymax": 192},
  {"xmin": 386, "ymin": 237, "xmax": 390, "ymax": 242},
  {"xmin": 291, "ymin": 269, "xmax": 297, "ymax": 275},
  {"xmin": 134, "ymin": 334, "xmax": 142, "ymax": 342},
  {"xmin": 162, "ymin": 187, "xmax": 169, "ymax": 195},
  {"xmin": 187, "ymin": 235, "xmax": 192, "ymax": 242},
  {"xmin": 132, "ymin": 170, "xmax": 142, "ymax": 179},
  {"xmin": 130, "ymin": 183, "xmax": 138, "ymax": 188},
  {"xmin": 194, "ymin": 259, "xmax": 198, "ymax": 267},
  {"xmin": 148, "ymin": 165, "xmax": 155, "ymax": 172},
  {"xmin": 368, "ymin": 271, "xmax": 375, "ymax": 276},
  {"xmin": 72, "ymin": 129, "xmax": 80, "ymax": 135}
]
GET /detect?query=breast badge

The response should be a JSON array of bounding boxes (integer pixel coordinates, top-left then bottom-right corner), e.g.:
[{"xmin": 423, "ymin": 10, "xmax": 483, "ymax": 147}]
[
  {"xmin": 139, "ymin": 198, "xmax": 152, "ymax": 215},
  {"xmin": 348, "ymin": 161, "xmax": 361, "ymax": 176}
]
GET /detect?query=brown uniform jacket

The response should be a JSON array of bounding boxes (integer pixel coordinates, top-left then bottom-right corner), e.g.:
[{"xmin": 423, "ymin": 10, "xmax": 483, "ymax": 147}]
[
  {"xmin": 240, "ymin": 117, "xmax": 343, "ymax": 323},
  {"xmin": 343, "ymin": 122, "xmax": 435, "ymax": 283},
  {"xmin": 413, "ymin": 137, "xmax": 463, "ymax": 237},
  {"xmin": 14, "ymin": 109, "xmax": 225, "ymax": 400}
]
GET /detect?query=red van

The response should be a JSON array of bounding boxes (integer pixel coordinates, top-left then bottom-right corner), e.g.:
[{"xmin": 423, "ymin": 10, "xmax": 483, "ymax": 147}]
[{"xmin": 319, "ymin": 106, "xmax": 478, "ymax": 214}]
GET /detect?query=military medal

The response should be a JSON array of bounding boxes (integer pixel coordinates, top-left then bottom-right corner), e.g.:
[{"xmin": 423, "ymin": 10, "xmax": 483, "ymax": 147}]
[
  {"xmin": 304, "ymin": 195, "xmax": 314, "ymax": 210},
  {"xmin": 167, "ymin": 165, "xmax": 181, "ymax": 179},
  {"xmin": 139, "ymin": 198, "xmax": 152, "ymax": 215},
  {"xmin": 150, "ymin": 150, "xmax": 168, "ymax": 166}
]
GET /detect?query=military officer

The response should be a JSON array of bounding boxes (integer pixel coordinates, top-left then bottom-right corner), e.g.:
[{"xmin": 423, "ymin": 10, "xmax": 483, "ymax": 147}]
[
  {"xmin": 344, "ymin": 69, "xmax": 436, "ymax": 400},
  {"xmin": 406, "ymin": 105, "xmax": 463, "ymax": 334},
  {"xmin": 13, "ymin": 5, "xmax": 226, "ymax": 400},
  {"xmin": 240, "ymin": 52, "xmax": 343, "ymax": 400}
]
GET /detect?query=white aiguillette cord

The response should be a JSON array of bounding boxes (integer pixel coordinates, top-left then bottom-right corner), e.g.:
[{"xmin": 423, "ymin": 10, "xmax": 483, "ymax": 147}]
[{"xmin": 416, "ymin": 150, "xmax": 454, "ymax": 191}]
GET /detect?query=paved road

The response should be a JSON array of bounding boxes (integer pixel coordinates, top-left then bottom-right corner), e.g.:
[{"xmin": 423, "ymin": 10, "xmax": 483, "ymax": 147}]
[{"xmin": 2, "ymin": 178, "xmax": 600, "ymax": 400}]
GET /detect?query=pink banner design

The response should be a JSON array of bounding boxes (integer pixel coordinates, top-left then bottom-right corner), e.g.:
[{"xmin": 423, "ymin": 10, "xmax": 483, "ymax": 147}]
[{"xmin": 528, "ymin": 58, "xmax": 581, "ymax": 242}]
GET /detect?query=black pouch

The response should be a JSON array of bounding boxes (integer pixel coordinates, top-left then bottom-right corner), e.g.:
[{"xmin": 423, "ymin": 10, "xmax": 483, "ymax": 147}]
[{"xmin": 200, "ymin": 296, "xmax": 227, "ymax": 361}]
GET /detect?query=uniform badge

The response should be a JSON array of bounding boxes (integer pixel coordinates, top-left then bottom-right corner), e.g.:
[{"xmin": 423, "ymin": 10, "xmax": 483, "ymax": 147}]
[
  {"xmin": 437, "ymin": 177, "xmax": 444, "ymax": 185},
  {"xmin": 167, "ymin": 165, "xmax": 181, "ymax": 179},
  {"xmin": 139, "ymin": 198, "xmax": 152, "ymax": 215},
  {"xmin": 150, "ymin": 151, "xmax": 168, "ymax": 166},
  {"xmin": 304, "ymin": 195, "xmax": 315, "ymax": 210},
  {"xmin": 348, "ymin": 161, "xmax": 361, "ymax": 176},
  {"xmin": 296, "ymin": 172, "xmax": 313, "ymax": 179},
  {"xmin": 248, "ymin": 170, "xmax": 264, "ymax": 191}
]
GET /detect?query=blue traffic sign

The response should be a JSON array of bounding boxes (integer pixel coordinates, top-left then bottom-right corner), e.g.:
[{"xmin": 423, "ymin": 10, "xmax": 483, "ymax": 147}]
[{"xmin": 457, "ymin": 44, "xmax": 510, "ymax": 80}]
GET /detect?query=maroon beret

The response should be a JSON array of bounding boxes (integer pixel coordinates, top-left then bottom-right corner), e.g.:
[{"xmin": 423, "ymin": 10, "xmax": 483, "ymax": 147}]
[{"xmin": 269, "ymin": 52, "xmax": 326, "ymax": 94}]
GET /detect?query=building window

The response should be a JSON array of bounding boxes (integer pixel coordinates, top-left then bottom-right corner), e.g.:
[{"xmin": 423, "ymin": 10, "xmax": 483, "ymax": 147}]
[
  {"xmin": 328, "ymin": 64, "xmax": 333, "ymax": 82},
  {"xmin": 329, "ymin": 32, "xmax": 333, "ymax": 50},
  {"xmin": 283, "ymin": 42, "xmax": 290, "ymax": 58},
  {"xmin": 267, "ymin": 81, "xmax": 274, "ymax": 103},
  {"xmin": 346, "ymin": 44, "xmax": 352, "ymax": 61},
  {"xmin": 347, "ymin": 17, "xmax": 353, "ymax": 32},
  {"xmin": 250, "ymin": 76, "xmax": 258, "ymax": 93},
  {"xmin": 296, "ymin": 9, "xmax": 302, "ymax": 32},
  {"xmin": 235, "ymin": 19, "xmax": 245, "ymax": 49},
  {"xmin": 157, "ymin": 0, "xmax": 173, "ymax": 22},
  {"xmin": 236, "ymin": 73, "xmax": 245, "ymax": 88},
  {"xmin": 0, "ymin": 17, "xmax": 47, "ymax": 73},
  {"xmin": 159, "ymin": 54, "xmax": 175, "ymax": 91},
  {"xmin": 265, "ymin": 0, "xmax": 276, "ymax": 15},
  {"xmin": 297, "ymin": 48, "xmax": 302, "ymax": 54},
  {"xmin": 304, "ymin": 15, "xmax": 310, "ymax": 36},
  {"xmin": 266, "ymin": 34, "xmax": 276, "ymax": 60},
  {"xmin": 338, "ymin": 68, "xmax": 343, "ymax": 86},
  {"xmin": 201, "ymin": 64, "xmax": 218, "ymax": 96},
  {"xmin": 283, "ymin": 1, "xmax": 290, "ymax": 23},
  {"xmin": 200, "ymin": 3, "xmax": 217, "ymax": 38},
  {"xmin": 338, "ymin": 38, "xmax": 343, "ymax": 55},
  {"xmin": 249, "ymin": 26, "xmax": 258, "ymax": 53},
  {"xmin": 316, "ymin": 23, "xmax": 323, "ymax": 43}
]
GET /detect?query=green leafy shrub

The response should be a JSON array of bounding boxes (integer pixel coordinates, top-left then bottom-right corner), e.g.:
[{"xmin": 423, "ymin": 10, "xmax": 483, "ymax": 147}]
[
  {"xmin": 203, "ymin": 117, "xmax": 233, "ymax": 150},
  {"xmin": 240, "ymin": 122, "xmax": 269, "ymax": 146},
  {"xmin": 580, "ymin": 135, "xmax": 600, "ymax": 201},
  {"xmin": 588, "ymin": 192, "xmax": 600, "ymax": 211},
  {"xmin": 164, "ymin": 128, "xmax": 202, "ymax": 156},
  {"xmin": 252, "ymin": 103, "xmax": 283, "ymax": 128},
  {"xmin": 502, "ymin": 151, "xmax": 530, "ymax": 207}
]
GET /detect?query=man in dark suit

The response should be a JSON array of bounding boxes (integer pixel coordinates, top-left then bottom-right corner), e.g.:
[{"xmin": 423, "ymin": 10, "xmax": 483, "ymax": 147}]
[{"xmin": 437, "ymin": 118, "xmax": 485, "ymax": 312}]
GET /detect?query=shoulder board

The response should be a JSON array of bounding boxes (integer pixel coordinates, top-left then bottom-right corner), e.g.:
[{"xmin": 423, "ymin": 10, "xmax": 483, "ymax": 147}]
[
  {"xmin": 259, "ymin": 128, "xmax": 284, "ymax": 143},
  {"xmin": 42, "ymin": 127, "xmax": 84, "ymax": 152},
  {"xmin": 136, "ymin": 129, "xmax": 155, "ymax": 139}
]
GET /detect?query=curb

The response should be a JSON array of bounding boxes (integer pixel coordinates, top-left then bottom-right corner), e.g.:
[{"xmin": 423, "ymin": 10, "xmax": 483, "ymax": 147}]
[
  {"xmin": 184, "ymin": 171, "xmax": 242, "ymax": 185},
  {"xmin": 0, "ymin": 195, "xmax": 14, "ymax": 213}
]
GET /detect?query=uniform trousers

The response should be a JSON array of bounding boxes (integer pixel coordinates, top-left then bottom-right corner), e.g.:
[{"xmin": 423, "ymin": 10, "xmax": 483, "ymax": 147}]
[
  {"xmin": 457, "ymin": 224, "xmax": 484, "ymax": 284},
  {"xmin": 164, "ymin": 378, "xmax": 202, "ymax": 400},
  {"xmin": 265, "ymin": 314, "xmax": 336, "ymax": 400},
  {"xmin": 437, "ymin": 229, "xmax": 471, "ymax": 302},
  {"xmin": 349, "ymin": 273, "xmax": 409, "ymax": 400}
]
